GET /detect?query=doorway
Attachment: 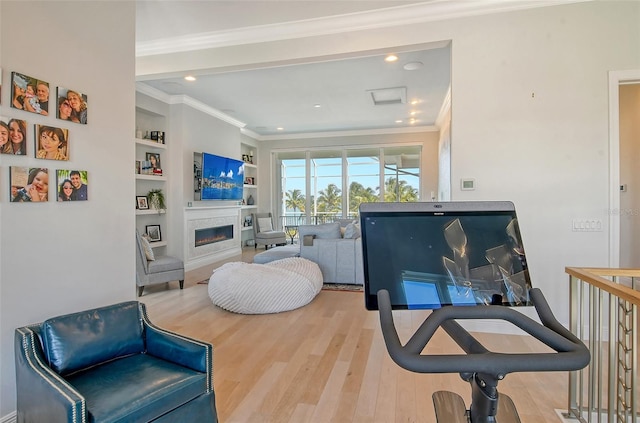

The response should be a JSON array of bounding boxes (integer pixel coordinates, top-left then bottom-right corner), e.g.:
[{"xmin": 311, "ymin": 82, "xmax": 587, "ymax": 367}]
[{"xmin": 609, "ymin": 70, "xmax": 640, "ymax": 267}]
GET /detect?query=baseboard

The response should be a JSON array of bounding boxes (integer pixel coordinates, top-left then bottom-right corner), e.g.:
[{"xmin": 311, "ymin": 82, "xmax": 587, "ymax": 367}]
[{"xmin": 0, "ymin": 411, "xmax": 17, "ymax": 423}]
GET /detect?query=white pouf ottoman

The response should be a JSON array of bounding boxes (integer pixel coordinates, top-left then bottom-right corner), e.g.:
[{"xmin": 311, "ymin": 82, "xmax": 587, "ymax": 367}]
[{"xmin": 208, "ymin": 257, "xmax": 323, "ymax": 314}]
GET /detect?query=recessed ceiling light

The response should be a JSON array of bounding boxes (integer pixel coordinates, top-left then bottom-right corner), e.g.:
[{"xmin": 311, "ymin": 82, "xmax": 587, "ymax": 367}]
[
  {"xmin": 403, "ymin": 61, "xmax": 424, "ymax": 71},
  {"xmin": 184, "ymin": 75, "xmax": 196, "ymax": 82},
  {"xmin": 410, "ymin": 111, "xmax": 417, "ymax": 116},
  {"xmin": 395, "ymin": 120, "xmax": 403, "ymax": 124},
  {"xmin": 313, "ymin": 104, "xmax": 322, "ymax": 108},
  {"xmin": 410, "ymin": 99, "xmax": 420, "ymax": 105},
  {"xmin": 384, "ymin": 54, "xmax": 399, "ymax": 63},
  {"xmin": 276, "ymin": 127, "xmax": 284, "ymax": 131}
]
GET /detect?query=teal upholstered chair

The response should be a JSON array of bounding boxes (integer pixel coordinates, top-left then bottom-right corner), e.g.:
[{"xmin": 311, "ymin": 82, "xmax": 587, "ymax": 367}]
[{"xmin": 15, "ymin": 301, "xmax": 217, "ymax": 422}]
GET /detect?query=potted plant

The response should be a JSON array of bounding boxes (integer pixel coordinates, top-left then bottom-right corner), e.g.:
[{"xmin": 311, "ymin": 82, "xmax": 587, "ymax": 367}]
[{"xmin": 147, "ymin": 189, "xmax": 166, "ymax": 213}]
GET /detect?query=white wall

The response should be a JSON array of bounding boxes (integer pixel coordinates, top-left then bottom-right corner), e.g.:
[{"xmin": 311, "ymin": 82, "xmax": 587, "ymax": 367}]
[
  {"xmin": 0, "ymin": 1, "xmax": 136, "ymax": 418},
  {"xmin": 173, "ymin": 100, "xmax": 243, "ymax": 258},
  {"xmin": 447, "ymin": 3, "xmax": 638, "ymax": 326}
]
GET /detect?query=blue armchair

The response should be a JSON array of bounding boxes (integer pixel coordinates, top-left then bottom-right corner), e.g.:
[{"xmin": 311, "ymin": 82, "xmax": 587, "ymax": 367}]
[{"xmin": 15, "ymin": 301, "xmax": 217, "ymax": 422}]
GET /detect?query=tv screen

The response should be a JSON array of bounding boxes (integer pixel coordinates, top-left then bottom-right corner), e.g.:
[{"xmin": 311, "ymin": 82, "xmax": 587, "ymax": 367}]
[
  {"xmin": 201, "ymin": 152, "xmax": 244, "ymax": 200},
  {"xmin": 360, "ymin": 201, "xmax": 533, "ymax": 310}
]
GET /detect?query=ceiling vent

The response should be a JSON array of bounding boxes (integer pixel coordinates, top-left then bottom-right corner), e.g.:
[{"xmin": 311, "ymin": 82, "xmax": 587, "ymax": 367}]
[{"xmin": 367, "ymin": 87, "xmax": 407, "ymax": 106}]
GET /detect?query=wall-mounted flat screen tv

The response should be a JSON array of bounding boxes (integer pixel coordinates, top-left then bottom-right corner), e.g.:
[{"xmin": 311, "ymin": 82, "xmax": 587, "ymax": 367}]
[{"xmin": 201, "ymin": 152, "xmax": 244, "ymax": 200}]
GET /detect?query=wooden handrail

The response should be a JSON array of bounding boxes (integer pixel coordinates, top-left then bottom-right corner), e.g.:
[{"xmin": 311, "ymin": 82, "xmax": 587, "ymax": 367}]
[{"xmin": 565, "ymin": 266, "xmax": 640, "ymax": 305}]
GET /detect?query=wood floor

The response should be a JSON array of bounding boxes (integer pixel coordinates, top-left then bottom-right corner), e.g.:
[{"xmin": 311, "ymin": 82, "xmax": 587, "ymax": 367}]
[{"xmin": 140, "ymin": 248, "xmax": 569, "ymax": 422}]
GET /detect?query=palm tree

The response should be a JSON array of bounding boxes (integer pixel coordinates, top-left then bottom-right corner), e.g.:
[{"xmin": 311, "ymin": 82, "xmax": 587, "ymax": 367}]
[
  {"xmin": 316, "ymin": 183, "xmax": 342, "ymax": 216},
  {"xmin": 383, "ymin": 177, "xmax": 418, "ymax": 202},
  {"xmin": 348, "ymin": 181, "xmax": 378, "ymax": 216},
  {"xmin": 284, "ymin": 189, "xmax": 305, "ymax": 213}
]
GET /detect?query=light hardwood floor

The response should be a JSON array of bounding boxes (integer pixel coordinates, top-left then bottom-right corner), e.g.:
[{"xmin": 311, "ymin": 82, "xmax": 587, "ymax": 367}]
[{"xmin": 140, "ymin": 248, "xmax": 569, "ymax": 422}]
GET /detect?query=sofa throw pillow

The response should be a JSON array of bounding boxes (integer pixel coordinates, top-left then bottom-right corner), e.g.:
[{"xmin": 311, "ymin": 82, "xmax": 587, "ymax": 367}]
[
  {"xmin": 257, "ymin": 217, "xmax": 273, "ymax": 232},
  {"xmin": 344, "ymin": 222, "xmax": 361, "ymax": 239},
  {"xmin": 140, "ymin": 235, "xmax": 155, "ymax": 261}
]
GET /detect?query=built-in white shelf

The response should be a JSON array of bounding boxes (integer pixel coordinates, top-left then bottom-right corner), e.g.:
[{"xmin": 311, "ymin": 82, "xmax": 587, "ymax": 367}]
[
  {"xmin": 135, "ymin": 138, "xmax": 166, "ymax": 149},
  {"xmin": 149, "ymin": 241, "xmax": 167, "ymax": 248},
  {"xmin": 136, "ymin": 174, "xmax": 167, "ymax": 181},
  {"xmin": 241, "ymin": 226, "xmax": 253, "ymax": 232},
  {"xmin": 135, "ymin": 209, "xmax": 166, "ymax": 216},
  {"xmin": 243, "ymin": 184, "xmax": 257, "ymax": 188},
  {"xmin": 243, "ymin": 162, "xmax": 257, "ymax": 169},
  {"xmin": 241, "ymin": 205, "xmax": 257, "ymax": 210}
]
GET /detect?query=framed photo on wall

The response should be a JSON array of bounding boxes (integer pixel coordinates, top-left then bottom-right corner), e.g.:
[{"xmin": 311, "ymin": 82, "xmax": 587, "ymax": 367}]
[
  {"xmin": 2, "ymin": 117, "xmax": 27, "ymax": 155},
  {"xmin": 10, "ymin": 166, "xmax": 49, "ymax": 202},
  {"xmin": 57, "ymin": 87, "xmax": 87, "ymax": 124},
  {"xmin": 35, "ymin": 124, "xmax": 69, "ymax": 161},
  {"xmin": 56, "ymin": 169, "xmax": 88, "ymax": 201},
  {"xmin": 11, "ymin": 72, "xmax": 50, "ymax": 116},
  {"xmin": 146, "ymin": 225, "xmax": 161, "ymax": 242}
]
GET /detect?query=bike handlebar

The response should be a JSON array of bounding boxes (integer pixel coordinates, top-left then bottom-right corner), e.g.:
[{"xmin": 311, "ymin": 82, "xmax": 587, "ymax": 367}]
[{"xmin": 377, "ymin": 288, "xmax": 590, "ymax": 377}]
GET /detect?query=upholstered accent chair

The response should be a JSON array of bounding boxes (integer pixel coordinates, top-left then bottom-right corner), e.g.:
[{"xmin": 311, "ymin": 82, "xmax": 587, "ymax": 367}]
[
  {"xmin": 15, "ymin": 301, "xmax": 217, "ymax": 422},
  {"xmin": 252, "ymin": 212, "xmax": 286, "ymax": 250},
  {"xmin": 135, "ymin": 230, "xmax": 184, "ymax": 296}
]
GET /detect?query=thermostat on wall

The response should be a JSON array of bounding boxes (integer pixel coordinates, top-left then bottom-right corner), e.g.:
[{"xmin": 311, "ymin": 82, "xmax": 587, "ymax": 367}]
[{"xmin": 460, "ymin": 178, "xmax": 475, "ymax": 190}]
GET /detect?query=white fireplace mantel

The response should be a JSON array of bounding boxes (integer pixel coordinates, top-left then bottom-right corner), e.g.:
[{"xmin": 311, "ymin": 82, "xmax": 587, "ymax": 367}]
[{"xmin": 184, "ymin": 205, "xmax": 242, "ymax": 271}]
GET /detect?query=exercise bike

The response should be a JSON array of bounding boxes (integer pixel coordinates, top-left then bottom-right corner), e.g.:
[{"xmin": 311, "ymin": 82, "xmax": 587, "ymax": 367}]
[{"xmin": 376, "ymin": 288, "xmax": 590, "ymax": 423}]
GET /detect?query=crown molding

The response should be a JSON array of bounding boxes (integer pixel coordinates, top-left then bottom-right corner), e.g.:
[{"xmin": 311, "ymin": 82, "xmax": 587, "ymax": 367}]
[
  {"xmin": 173, "ymin": 95, "xmax": 246, "ymax": 129},
  {"xmin": 248, "ymin": 124, "xmax": 439, "ymax": 142},
  {"xmin": 136, "ymin": 82, "xmax": 172, "ymax": 103},
  {"xmin": 135, "ymin": 82, "xmax": 246, "ymax": 129},
  {"xmin": 136, "ymin": 0, "xmax": 587, "ymax": 57}
]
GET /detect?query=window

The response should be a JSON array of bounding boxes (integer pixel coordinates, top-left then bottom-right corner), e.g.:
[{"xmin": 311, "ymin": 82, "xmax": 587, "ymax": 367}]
[
  {"xmin": 277, "ymin": 145, "xmax": 421, "ymax": 225},
  {"xmin": 347, "ymin": 149, "xmax": 380, "ymax": 219},
  {"xmin": 383, "ymin": 146, "xmax": 420, "ymax": 202},
  {"xmin": 310, "ymin": 150, "xmax": 342, "ymax": 224}
]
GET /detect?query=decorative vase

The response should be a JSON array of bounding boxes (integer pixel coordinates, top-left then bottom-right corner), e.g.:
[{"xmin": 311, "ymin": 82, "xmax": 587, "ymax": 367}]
[{"xmin": 247, "ymin": 195, "xmax": 254, "ymax": 205}]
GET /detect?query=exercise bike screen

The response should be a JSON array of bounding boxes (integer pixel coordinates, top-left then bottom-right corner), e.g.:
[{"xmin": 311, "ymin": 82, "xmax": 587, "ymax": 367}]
[{"xmin": 360, "ymin": 202, "xmax": 533, "ymax": 310}]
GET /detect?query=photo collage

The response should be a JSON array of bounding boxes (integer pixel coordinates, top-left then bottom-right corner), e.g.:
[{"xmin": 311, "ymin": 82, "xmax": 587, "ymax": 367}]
[{"xmin": 1, "ymin": 69, "xmax": 89, "ymax": 202}]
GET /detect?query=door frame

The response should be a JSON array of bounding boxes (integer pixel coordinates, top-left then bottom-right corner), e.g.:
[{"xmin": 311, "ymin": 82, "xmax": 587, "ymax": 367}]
[{"xmin": 608, "ymin": 69, "xmax": 640, "ymax": 267}]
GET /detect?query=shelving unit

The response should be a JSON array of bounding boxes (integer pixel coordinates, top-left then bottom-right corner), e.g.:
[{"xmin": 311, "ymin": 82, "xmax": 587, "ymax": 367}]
[
  {"xmin": 135, "ymin": 106, "xmax": 168, "ymax": 252},
  {"xmin": 240, "ymin": 144, "xmax": 258, "ymax": 246}
]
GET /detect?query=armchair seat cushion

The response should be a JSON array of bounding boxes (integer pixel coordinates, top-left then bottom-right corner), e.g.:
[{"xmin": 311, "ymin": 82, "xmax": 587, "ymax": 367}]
[
  {"xmin": 148, "ymin": 255, "xmax": 184, "ymax": 274},
  {"xmin": 256, "ymin": 230, "xmax": 286, "ymax": 241},
  {"xmin": 67, "ymin": 354, "xmax": 206, "ymax": 423}
]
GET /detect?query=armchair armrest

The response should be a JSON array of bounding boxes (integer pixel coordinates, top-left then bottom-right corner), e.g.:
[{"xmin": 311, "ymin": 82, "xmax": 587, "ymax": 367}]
[
  {"xmin": 15, "ymin": 326, "xmax": 85, "ymax": 423},
  {"xmin": 139, "ymin": 304, "xmax": 213, "ymax": 392}
]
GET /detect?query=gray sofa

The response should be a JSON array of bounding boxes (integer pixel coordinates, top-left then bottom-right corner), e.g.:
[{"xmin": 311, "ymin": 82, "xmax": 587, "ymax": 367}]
[{"xmin": 298, "ymin": 221, "xmax": 364, "ymax": 285}]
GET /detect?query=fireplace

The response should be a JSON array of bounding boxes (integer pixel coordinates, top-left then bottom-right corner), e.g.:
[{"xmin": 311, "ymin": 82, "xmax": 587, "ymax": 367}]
[
  {"xmin": 185, "ymin": 206, "xmax": 242, "ymax": 271},
  {"xmin": 195, "ymin": 225, "xmax": 233, "ymax": 247}
]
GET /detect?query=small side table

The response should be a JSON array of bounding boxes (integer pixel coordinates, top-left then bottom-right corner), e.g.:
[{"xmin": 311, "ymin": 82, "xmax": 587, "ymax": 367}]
[{"xmin": 285, "ymin": 225, "xmax": 299, "ymax": 244}]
